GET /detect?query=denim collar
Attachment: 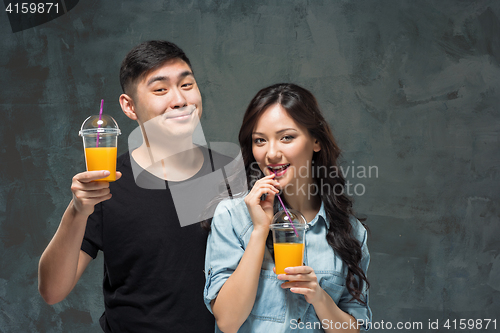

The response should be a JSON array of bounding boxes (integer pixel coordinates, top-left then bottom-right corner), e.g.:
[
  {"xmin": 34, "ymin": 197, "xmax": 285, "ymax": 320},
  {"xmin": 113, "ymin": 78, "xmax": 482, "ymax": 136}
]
[
  {"xmin": 278, "ymin": 201, "xmax": 329, "ymax": 229},
  {"xmin": 306, "ymin": 201, "xmax": 329, "ymax": 229}
]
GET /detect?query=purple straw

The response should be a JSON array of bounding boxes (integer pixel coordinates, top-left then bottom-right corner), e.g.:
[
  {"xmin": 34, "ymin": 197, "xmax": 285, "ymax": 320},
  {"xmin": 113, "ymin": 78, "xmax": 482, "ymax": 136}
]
[
  {"xmin": 96, "ymin": 99, "xmax": 104, "ymax": 147},
  {"xmin": 271, "ymin": 170, "xmax": 299, "ymax": 237}
]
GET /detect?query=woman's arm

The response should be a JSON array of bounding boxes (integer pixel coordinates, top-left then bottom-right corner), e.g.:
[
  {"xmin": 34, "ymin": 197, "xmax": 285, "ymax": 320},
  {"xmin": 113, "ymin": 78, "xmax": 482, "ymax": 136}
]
[
  {"xmin": 210, "ymin": 174, "xmax": 280, "ymax": 333},
  {"xmin": 211, "ymin": 227, "xmax": 268, "ymax": 333},
  {"xmin": 311, "ymin": 283, "xmax": 361, "ymax": 333},
  {"xmin": 279, "ymin": 266, "xmax": 361, "ymax": 333},
  {"xmin": 280, "ymin": 221, "xmax": 370, "ymax": 332}
]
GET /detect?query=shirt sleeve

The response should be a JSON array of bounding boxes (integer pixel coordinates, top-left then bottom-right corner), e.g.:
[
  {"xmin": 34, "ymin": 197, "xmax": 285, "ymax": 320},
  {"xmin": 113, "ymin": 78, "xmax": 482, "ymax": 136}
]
[
  {"xmin": 80, "ymin": 201, "xmax": 103, "ymax": 259},
  {"xmin": 203, "ymin": 200, "xmax": 246, "ymax": 314},
  {"xmin": 337, "ymin": 221, "xmax": 372, "ymax": 331}
]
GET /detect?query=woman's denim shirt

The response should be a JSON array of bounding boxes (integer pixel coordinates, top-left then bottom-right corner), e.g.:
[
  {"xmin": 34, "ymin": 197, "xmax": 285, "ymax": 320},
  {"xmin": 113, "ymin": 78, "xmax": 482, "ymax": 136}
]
[{"xmin": 204, "ymin": 197, "xmax": 372, "ymax": 332}]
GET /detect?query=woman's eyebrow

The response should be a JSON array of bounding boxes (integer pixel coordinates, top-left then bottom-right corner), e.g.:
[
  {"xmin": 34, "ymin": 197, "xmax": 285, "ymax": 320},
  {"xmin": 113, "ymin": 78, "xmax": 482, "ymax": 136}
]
[
  {"xmin": 252, "ymin": 128, "xmax": 297, "ymax": 135},
  {"xmin": 276, "ymin": 128, "xmax": 297, "ymax": 134}
]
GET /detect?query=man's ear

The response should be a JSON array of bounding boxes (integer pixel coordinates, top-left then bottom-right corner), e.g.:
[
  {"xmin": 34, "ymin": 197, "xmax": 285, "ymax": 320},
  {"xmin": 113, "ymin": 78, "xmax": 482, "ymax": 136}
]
[{"xmin": 119, "ymin": 94, "xmax": 138, "ymax": 121}]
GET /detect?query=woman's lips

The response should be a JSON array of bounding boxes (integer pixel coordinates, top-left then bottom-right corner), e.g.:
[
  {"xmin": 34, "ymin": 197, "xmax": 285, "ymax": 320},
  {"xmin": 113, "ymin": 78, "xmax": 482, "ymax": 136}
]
[{"xmin": 268, "ymin": 164, "xmax": 290, "ymax": 177}]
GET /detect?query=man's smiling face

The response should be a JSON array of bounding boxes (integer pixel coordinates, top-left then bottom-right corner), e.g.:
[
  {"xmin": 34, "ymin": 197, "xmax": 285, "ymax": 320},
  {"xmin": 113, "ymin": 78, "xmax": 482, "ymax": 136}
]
[{"xmin": 131, "ymin": 58, "xmax": 203, "ymax": 139}]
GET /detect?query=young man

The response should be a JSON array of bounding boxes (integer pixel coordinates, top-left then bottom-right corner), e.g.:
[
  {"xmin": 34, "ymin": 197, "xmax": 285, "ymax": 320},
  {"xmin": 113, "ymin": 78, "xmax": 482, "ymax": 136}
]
[{"xmin": 38, "ymin": 40, "xmax": 228, "ymax": 332}]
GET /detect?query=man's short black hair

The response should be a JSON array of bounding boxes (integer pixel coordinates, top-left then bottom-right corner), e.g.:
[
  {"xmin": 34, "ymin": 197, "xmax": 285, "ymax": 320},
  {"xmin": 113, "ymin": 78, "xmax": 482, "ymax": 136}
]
[{"xmin": 119, "ymin": 40, "xmax": 192, "ymax": 95}]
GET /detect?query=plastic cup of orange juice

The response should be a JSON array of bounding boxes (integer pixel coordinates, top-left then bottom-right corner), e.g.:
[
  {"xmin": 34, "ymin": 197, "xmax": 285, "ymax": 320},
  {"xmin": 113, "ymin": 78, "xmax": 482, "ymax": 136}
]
[
  {"xmin": 79, "ymin": 114, "xmax": 121, "ymax": 182},
  {"xmin": 270, "ymin": 210, "xmax": 307, "ymax": 275}
]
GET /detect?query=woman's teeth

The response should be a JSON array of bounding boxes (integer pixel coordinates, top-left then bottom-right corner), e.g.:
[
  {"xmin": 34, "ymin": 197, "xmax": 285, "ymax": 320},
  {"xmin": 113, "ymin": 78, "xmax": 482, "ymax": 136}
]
[{"xmin": 269, "ymin": 164, "xmax": 290, "ymax": 172}]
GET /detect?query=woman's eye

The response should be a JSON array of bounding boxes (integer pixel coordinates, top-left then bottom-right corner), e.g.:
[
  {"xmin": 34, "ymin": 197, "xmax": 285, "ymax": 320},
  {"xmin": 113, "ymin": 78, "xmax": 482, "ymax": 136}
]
[
  {"xmin": 253, "ymin": 138, "xmax": 265, "ymax": 144},
  {"xmin": 282, "ymin": 135, "xmax": 294, "ymax": 142}
]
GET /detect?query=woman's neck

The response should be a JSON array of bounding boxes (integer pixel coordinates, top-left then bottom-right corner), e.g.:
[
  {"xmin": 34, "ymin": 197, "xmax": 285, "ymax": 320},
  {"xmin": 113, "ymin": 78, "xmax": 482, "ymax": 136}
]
[{"xmin": 282, "ymin": 192, "xmax": 321, "ymax": 223}]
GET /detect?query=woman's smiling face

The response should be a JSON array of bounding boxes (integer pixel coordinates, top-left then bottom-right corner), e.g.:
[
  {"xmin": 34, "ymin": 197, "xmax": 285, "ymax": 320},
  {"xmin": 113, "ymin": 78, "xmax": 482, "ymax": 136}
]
[{"xmin": 251, "ymin": 103, "xmax": 321, "ymax": 191}]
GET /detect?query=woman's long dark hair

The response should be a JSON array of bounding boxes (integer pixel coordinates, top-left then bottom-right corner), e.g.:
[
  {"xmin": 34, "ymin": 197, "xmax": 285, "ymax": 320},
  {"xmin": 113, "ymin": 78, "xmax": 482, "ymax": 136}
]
[{"xmin": 238, "ymin": 83, "xmax": 369, "ymax": 304}]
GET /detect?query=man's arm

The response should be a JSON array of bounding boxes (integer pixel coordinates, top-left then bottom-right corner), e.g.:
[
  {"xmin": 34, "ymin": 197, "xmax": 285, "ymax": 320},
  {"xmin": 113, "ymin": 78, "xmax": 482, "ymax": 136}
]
[{"xmin": 38, "ymin": 170, "xmax": 120, "ymax": 304}]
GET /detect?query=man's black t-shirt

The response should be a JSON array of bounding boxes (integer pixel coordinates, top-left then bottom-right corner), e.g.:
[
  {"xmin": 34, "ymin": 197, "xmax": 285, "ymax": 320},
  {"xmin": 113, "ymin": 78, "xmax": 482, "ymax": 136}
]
[{"xmin": 81, "ymin": 147, "xmax": 226, "ymax": 332}]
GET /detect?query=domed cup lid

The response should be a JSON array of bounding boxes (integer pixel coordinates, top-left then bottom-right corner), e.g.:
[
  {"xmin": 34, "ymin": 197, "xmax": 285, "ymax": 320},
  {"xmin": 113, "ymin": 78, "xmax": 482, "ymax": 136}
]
[
  {"xmin": 79, "ymin": 114, "xmax": 121, "ymax": 136},
  {"xmin": 271, "ymin": 209, "xmax": 307, "ymax": 225}
]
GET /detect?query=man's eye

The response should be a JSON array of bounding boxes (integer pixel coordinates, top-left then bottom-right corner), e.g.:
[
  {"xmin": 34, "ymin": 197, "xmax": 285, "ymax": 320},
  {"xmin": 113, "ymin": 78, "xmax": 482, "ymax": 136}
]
[
  {"xmin": 182, "ymin": 83, "xmax": 193, "ymax": 88},
  {"xmin": 155, "ymin": 88, "xmax": 167, "ymax": 92}
]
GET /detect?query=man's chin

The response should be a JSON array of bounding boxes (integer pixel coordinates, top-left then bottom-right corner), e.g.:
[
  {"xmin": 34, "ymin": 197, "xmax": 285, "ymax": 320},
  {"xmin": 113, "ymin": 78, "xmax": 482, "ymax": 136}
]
[{"xmin": 164, "ymin": 123, "xmax": 200, "ymax": 141}]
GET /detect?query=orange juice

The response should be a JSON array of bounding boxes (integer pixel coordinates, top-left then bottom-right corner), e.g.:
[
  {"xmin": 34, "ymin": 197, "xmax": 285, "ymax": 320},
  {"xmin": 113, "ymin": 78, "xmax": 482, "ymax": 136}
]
[
  {"xmin": 273, "ymin": 242, "xmax": 304, "ymax": 275},
  {"xmin": 84, "ymin": 147, "xmax": 117, "ymax": 181}
]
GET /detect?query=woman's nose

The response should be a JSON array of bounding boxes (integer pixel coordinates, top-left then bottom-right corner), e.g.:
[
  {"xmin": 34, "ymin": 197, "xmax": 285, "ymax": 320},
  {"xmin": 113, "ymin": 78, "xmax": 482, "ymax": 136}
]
[{"xmin": 266, "ymin": 142, "xmax": 282, "ymax": 162}]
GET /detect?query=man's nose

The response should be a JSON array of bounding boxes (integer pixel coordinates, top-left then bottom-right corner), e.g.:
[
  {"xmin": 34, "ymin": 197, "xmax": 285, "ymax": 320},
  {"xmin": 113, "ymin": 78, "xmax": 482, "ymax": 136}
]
[{"xmin": 170, "ymin": 88, "xmax": 187, "ymax": 109}]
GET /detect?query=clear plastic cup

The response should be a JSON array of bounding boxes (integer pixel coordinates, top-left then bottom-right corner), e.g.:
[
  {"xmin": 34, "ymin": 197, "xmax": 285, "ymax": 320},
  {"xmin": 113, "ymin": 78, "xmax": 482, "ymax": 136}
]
[
  {"xmin": 79, "ymin": 114, "xmax": 121, "ymax": 182},
  {"xmin": 270, "ymin": 210, "xmax": 307, "ymax": 275}
]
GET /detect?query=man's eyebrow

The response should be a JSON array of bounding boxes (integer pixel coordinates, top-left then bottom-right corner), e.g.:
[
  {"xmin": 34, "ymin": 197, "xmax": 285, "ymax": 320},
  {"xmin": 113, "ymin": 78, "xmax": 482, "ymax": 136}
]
[
  {"xmin": 252, "ymin": 128, "xmax": 298, "ymax": 135},
  {"xmin": 146, "ymin": 70, "xmax": 194, "ymax": 86},
  {"xmin": 178, "ymin": 70, "xmax": 193, "ymax": 80}
]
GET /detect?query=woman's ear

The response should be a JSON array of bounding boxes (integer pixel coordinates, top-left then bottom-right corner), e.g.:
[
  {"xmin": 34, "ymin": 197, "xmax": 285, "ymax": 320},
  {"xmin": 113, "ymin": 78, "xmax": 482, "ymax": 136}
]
[
  {"xmin": 119, "ymin": 94, "xmax": 138, "ymax": 121},
  {"xmin": 313, "ymin": 139, "xmax": 321, "ymax": 152}
]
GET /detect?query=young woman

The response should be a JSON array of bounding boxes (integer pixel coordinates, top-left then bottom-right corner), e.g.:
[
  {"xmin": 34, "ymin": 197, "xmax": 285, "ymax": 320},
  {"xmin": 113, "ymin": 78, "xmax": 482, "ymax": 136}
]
[{"xmin": 204, "ymin": 83, "xmax": 371, "ymax": 333}]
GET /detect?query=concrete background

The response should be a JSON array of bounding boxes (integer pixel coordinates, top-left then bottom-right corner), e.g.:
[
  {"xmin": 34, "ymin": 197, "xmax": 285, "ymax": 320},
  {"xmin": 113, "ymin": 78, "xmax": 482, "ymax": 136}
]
[{"xmin": 1, "ymin": 0, "xmax": 499, "ymax": 332}]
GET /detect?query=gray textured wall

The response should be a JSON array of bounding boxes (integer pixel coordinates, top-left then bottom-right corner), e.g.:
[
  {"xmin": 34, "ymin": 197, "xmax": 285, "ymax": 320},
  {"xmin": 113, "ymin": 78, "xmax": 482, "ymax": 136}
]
[{"xmin": 1, "ymin": 0, "xmax": 499, "ymax": 332}]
